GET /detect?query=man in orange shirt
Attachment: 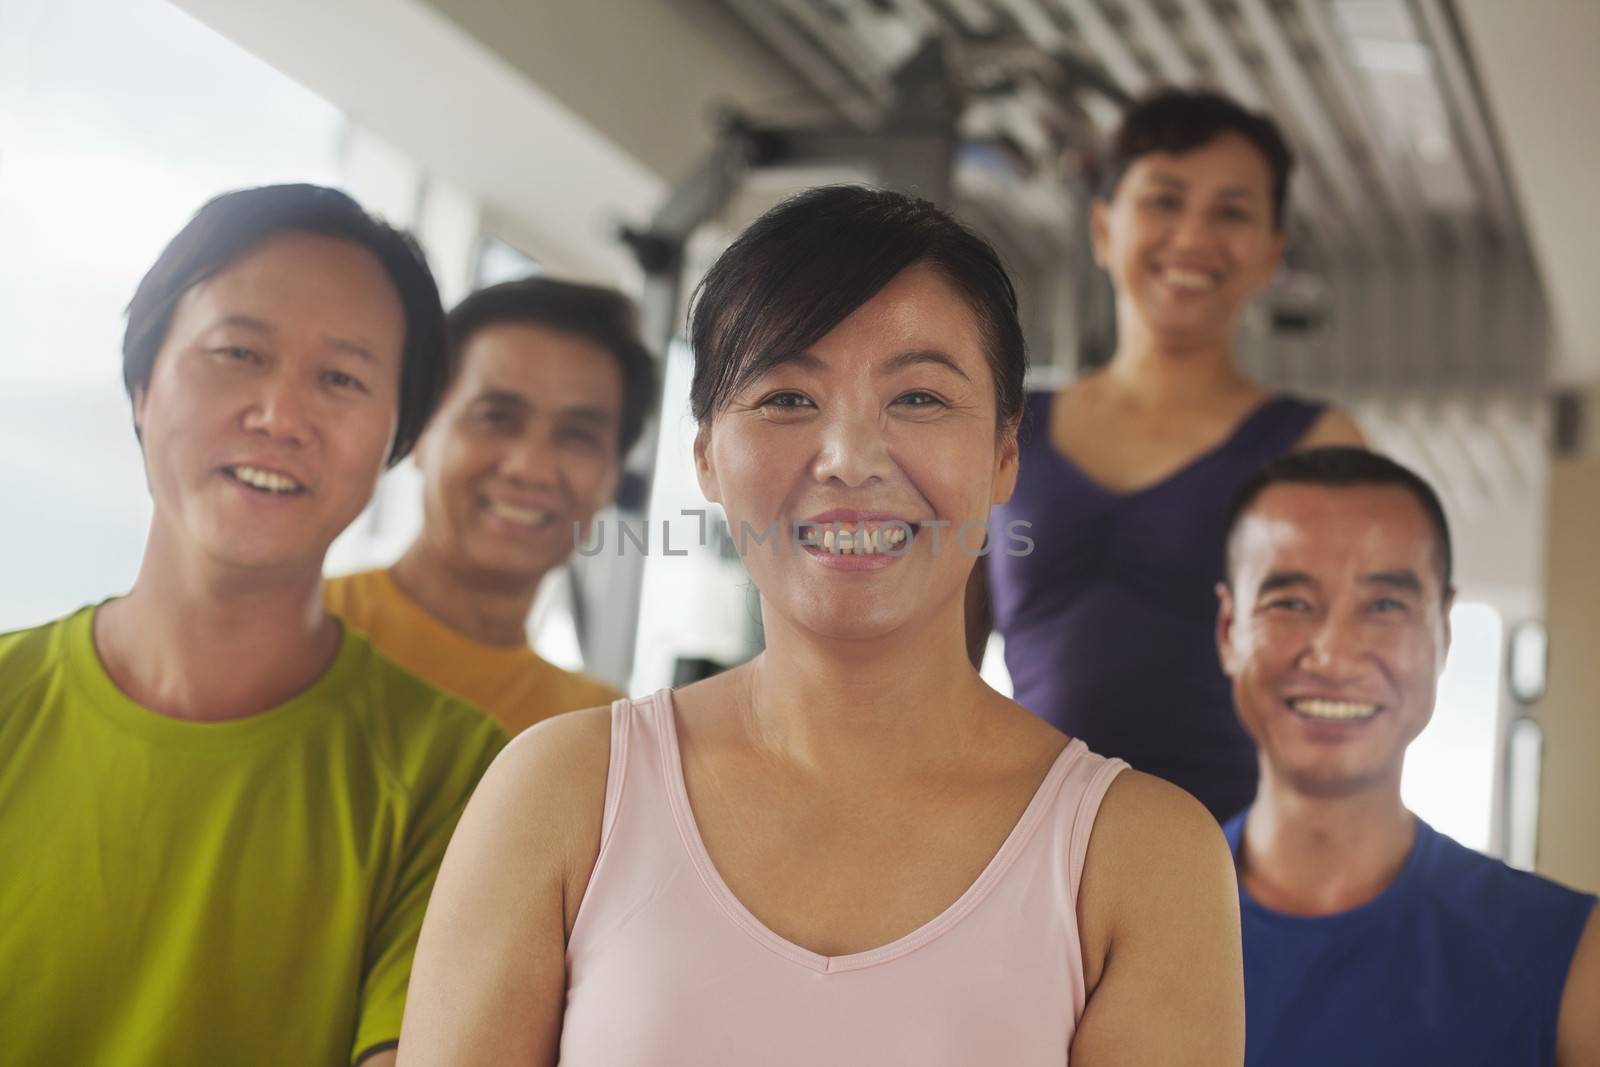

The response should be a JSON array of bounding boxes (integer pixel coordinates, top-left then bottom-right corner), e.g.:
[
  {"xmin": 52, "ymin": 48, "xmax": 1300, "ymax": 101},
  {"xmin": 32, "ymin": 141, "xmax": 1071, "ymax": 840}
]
[{"xmin": 327, "ymin": 278, "xmax": 656, "ymax": 732}]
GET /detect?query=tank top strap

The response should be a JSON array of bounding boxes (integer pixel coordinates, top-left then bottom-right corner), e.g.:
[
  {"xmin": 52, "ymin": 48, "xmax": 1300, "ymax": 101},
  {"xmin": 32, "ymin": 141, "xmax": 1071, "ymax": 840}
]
[
  {"xmin": 1055, "ymin": 744, "xmax": 1130, "ymax": 904},
  {"xmin": 1230, "ymin": 393, "xmax": 1327, "ymax": 468}
]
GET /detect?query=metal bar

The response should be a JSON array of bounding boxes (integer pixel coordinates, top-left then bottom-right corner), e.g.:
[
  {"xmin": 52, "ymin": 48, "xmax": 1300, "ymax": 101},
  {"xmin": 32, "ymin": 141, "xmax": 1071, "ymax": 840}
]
[
  {"xmin": 1233, "ymin": 0, "xmax": 1383, "ymax": 248},
  {"xmin": 722, "ymin": 0, "xmax": 883, "ymax": 127},
  {"xmin": 1291, "ymin": 0, "xmax": 1430, "ymax": 256},
  {"xmin": 1048, "ymin": 0, "xmax": 1151, "ymax": 94},
  {"xmin": 1120, "ymin": 0, "xmax": 1200, "ymax": 84},
  {"xmin": 1411, "ymin": 0, "xmax": 1517, "ymax": 232}
]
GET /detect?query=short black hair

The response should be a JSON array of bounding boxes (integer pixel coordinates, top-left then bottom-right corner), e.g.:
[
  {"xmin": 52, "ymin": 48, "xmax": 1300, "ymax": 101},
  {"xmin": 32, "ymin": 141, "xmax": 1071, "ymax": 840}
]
[
  {"xmin": 1223, "ymin": 447, "xmax": 1454, "ymax": 591},
  {"xmin": 445, "ymin": 277, "xmax": 658, "ymax": 456},
  {"xmin": 123, "ymin": 183, "xmax": 446, "ymax": 466},
  {"xmin": 688, "ymin": 185, "xmax": 1026, "ymax": 429},
  {"xmin": 1099, "ymin": 88, "xmax": 1295, "ymax": 231}
]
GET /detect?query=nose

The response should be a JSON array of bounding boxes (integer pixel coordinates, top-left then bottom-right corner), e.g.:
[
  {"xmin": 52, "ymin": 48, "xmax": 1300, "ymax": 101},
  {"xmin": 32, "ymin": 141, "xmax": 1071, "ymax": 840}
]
[
  {"xmin": 1297, "ymin": 616, "xmax": 1368, "ymax": 684},
  {"xmin": 1170, "ymin": 205, "xmax": 1215, "ymax": 252},
  {"xmin": 811, "ymin": 408, "xmax": 893, "ymax": 488},
  {"xmin": 500, "ymin": 428, "xmax": 562, "ymax": 489},
  {"xmin": 241, "ymin": 371, "xmax": 313, "ymax": 446}
]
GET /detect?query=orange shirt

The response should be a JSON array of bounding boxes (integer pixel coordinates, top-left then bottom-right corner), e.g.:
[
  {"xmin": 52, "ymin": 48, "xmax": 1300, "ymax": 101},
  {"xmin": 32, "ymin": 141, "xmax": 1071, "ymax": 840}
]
[{"xmin": 324, "ymin": 567, "xmax": 622, "ymax": 736}]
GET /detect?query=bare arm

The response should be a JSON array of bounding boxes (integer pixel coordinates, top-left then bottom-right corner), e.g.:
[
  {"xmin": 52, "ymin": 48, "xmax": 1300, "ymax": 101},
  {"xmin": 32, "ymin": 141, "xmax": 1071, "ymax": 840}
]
[
  {"xmin": 395, "ymin": 708, "xmax": 611, "ymax": 1066},
  {"xmin": 1070, "ymin": 772, "xmax": 1245, "ymax": 1066},
  {"xmin": 358, "ymin": 1053, "xmax": 396, "ymax": 1067},
  {"xmin": 1295, "ymin": 407, "xmax": 1366, "ymax": 450},
  {"xmin": 1557, "ymin": 903, "xmax": 1600, "ymax": 1066}
]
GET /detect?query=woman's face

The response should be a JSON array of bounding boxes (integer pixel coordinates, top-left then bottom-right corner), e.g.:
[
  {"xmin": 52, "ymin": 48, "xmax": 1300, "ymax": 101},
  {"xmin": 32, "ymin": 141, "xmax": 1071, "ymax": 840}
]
[
  {"xmin": 1092, "ymin": 132, "xmax": 1286, "ymax": 347},
  {"xmin": 694, "ymin": 263, "xmax": 1018, "ymax": 644}
]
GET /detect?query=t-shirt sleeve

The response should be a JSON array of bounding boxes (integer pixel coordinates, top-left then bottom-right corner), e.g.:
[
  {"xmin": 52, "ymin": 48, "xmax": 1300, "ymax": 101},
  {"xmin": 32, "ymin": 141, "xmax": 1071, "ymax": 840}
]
[{"xmin": 351, "ymin": 706, "xmax": 508, "ymax": 1063}]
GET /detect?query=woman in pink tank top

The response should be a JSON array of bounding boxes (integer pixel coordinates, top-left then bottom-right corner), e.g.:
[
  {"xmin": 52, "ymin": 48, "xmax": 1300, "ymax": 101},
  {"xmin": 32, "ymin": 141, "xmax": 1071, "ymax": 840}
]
[{"xmin": 399, "ymin": 187, "xmax": 1244, "ymax": 1066}]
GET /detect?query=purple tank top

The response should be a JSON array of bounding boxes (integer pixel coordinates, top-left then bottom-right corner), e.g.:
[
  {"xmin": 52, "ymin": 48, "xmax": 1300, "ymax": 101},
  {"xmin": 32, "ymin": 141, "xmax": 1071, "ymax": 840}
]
[{"xmin": 988, "ymin": 391, "xmax": 1324, "ymax": 821}]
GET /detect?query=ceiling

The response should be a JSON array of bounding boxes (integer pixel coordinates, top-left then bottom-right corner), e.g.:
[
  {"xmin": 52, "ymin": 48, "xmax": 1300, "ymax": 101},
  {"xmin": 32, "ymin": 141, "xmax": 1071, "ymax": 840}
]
[{"xmin": 710, "ymin": 0, "xmax": 1556, "ymax": 398}]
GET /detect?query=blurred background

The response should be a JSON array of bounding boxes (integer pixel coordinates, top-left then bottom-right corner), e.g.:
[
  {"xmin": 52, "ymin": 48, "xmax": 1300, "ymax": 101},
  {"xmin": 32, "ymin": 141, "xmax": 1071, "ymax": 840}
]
[{"xmin": 2, "ymin": 0, "xmax": 1595, "ymax": 890}]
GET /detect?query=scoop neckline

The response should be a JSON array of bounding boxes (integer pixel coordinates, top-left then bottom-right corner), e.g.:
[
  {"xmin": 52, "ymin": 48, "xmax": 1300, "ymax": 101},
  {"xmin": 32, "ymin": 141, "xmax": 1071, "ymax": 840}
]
[
  {"xmin": 66, "ymin": 601, "xmax": 362, "ymax": 748},
  {"xmin": 651, "ymin": 688, "xmax": 1084, "ymax": 974},
  {"xmin": 1032, "ymin": 389, "xmax": 1291, "ymax": 500}
]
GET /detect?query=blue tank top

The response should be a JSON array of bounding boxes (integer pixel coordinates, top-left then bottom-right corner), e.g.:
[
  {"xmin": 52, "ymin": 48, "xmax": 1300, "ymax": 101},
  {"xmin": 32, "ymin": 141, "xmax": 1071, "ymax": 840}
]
[
  {"xmin": 987, "ymin": 391, "xmax": 1324, "ymax": 820},
  {"xmin": 1223, "ymin": 812, "xmax": 1595, "ymax": 1067}
]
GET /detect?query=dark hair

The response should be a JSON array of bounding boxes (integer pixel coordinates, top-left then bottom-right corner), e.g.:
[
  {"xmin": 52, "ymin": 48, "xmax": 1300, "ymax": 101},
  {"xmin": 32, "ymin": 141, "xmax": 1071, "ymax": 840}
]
[
  {"xmin": 688, "ymin": 185, "xmax": 1026, "ymax": 429},
  {"xmin": 446, "ymin": 277, "xmax": 658, "ymax": 456},
  {"xmin": 123, "ymin": 183, "xmax": 447, "ymax": 466},
  {"xmin": 1224, "ymin": 447, "xmax": 1454, "ymax": 591},
  {"xmin": 1099, "ymin": 88, "xmax": 1295, "ymax": 231}
]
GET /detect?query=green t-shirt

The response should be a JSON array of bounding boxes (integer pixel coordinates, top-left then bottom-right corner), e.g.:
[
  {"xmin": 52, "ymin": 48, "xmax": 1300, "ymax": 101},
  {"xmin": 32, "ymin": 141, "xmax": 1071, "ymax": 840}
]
[{"xmin": 0, "ymin": 605, "xmax": 508, "ymax": 1066}]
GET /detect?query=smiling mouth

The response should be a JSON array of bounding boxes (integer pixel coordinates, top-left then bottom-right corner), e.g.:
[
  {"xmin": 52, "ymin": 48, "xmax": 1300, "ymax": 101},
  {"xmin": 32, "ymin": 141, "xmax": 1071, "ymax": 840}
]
[
  {"xmin": 485, "ymin": 499, "xmax": 558, "ymax": 528},
  {"xmin": 1158, "ymin": 267, "xmax": 1220, "ymax": 293},
  {"xmin": 1287, "ymin": 697, "xmax": 1382, "ymax": 722},
  {"xmin": 224, "ymin": 465, "xmax": 305, "ymax": 495},
  {"xmin": 797, "ymin": 522, "xmax": 918, "ymax": 556}
]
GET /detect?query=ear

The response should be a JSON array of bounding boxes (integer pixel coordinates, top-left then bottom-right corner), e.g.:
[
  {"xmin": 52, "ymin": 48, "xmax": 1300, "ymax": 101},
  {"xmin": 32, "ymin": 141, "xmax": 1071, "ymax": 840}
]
[
  {"xmin": 991, "ymin": 414, "xmax": 1022, "ymax": 506},
  {"xmin": 1258, "ymin": 229, "xmax": 1289, "ymax": 291},
  {"xmin": 1089, "ymin": 199, "xmax": 1112, "ymax": 270},
  {"xmin": 1215, "ymin": 580, "xmax": 1241, "ymax": 677},
  {"xmin": 692, "ymin": 425, "xmax": 721, "ymax": 504},
  {"xmin": 1438, "ymin": 584, "xmax": 1456, "ymax": 670}
]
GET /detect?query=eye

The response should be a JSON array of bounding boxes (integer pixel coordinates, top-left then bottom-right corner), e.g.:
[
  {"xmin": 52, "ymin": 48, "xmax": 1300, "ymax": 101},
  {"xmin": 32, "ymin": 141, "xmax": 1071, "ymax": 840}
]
[
  {"xmin": 472, "ymin": 406, "xmax": 521, "ymax": 433},
  {"xmin": 1217, "ymin": 205, "xmax": 1254, "ymax": 223},
  {"xmin": 1145, "ymin": 193, "xmax": 1182, "ymax": 213},
  {"xmin": 893, "ymin": 390, "xmax": 946, "ymax": 409},
  {"xmin": 758, "ymin": 391, "xmax": 815, "ymax": 411},
  {"xmin": 1371, "ymin": 597, "xmax": 1409, "ymax": 614},
  {"xmin": 560, "ymin": 427, "xmax": 604, "ymax": 451},
  {"xmin": 213, "ymin": 345, "xmax": 260, "ymax": 364},
  {"xmin": 1263, "ymin": 596, "xmax": 1312, "ymax": 614},
  {"xmin": 324, "ymin": 370, "xmax": 368, "ymax": 393}
]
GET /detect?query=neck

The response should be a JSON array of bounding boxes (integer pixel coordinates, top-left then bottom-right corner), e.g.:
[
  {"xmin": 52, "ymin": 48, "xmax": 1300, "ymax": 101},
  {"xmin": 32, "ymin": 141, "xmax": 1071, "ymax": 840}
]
[
  {"xmin": 1105, "ymin": 305, "xmax": 1252, "ymax": 403},
  {"xmin": 735, "ymin": 595, "xmax": 992, "ymax": 778},
  {"xmin": 94, "ymin": 525, "xmax": 339, "ymax": 723},
  {"xmin": 390, "ymin": 536, "xmax": 542, "ymax": 647},
  {"xmin": 1239, "ymin": 764, "xmax": 1417, "ymax": 916}
]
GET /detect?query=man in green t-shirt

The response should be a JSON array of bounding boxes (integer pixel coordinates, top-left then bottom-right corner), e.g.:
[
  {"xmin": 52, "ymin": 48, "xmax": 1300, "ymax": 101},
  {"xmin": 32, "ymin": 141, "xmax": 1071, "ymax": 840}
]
[{"xmin": 0, "ymin": 185, "xmax": 507, "ymax": 1066}]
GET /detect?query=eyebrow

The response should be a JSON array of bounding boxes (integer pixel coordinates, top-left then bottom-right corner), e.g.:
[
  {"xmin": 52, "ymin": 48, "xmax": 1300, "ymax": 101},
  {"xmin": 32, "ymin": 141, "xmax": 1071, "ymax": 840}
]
[
  {"xmin": 1257, "ymin": 571, "xmax": 1316, "ymax": 594},
  {"xmin": 1146, "ymin": 174, "xmax": 1260, "ymax": 200},
  {"xmin": 1360, "ymin": 570, "xmax": 1424, "ymax": 594},
  {"xmin": 211, "ymin": 314, "xmax": 273, "ymax": 335},
  {"xmin": 472, "ymin": 391, "xmax": 616, "ymax": 424},
  {"xmin": 880, "ymin": 348, "xmax": 971, "ymax": 381},
  {"xmin": 762, "ymin": 348, "xmax": 970, "ymax": 380},
  {"xmin": 210, "ymin": 314, "xmax": 377, "ymax": 362}
]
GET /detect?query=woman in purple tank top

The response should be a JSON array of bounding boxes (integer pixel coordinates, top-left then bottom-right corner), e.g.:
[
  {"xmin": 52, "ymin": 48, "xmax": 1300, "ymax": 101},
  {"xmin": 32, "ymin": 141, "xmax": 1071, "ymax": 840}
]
[
  {"xmin": 399, "ymin": 187, "xmax": 1244, "ymax": 1064},
  {"xmin": 980, "ymin": 89, "xmax": 1364, "ymax": 822}
]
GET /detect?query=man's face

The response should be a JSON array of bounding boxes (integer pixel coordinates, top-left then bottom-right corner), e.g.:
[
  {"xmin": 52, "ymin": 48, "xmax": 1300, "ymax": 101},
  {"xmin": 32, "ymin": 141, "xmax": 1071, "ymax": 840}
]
[
  {"xmin": 135, "ymin": 232, "xmax": 405, "ymax": 579},
  {"xmin": 412, "ymin": 322, "xmax": 624, "ymax": 588},
  {"xmin": 1217, "ymin": 483, "xmax": 1453, "ymax": 797}
]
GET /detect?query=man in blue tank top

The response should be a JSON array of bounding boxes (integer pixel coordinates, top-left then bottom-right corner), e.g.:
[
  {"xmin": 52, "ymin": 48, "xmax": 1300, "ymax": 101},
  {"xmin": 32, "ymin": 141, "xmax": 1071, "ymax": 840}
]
[{"xmin": 1213, "ymin": 447, "xmax": 1599, "ymax": 1066}]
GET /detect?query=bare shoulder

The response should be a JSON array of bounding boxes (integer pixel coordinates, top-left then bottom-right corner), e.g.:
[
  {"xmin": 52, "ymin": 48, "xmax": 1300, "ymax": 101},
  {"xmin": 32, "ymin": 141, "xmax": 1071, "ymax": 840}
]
[
  {"xmin": 1296, "ymin": 406, "xmax": 1366, "ymax": 449},
  {"xmin": 1557, "ymin": 901, "xmax": 1600, "ymax": 1065},
  {"xmin": 1069, "ymin": 770, "xmax": 1244, "ymax": 1064},
  {"xmin": 1076, "ymin": 770, "xmax": 1239, "ymax": 982},
  {"xmin": 1081, "ymin": 770, "xmax": 1233, "ymax": 893},
  {"xmin": 453, "ymin": 704, "xmax": 614, "ymax": 910}
]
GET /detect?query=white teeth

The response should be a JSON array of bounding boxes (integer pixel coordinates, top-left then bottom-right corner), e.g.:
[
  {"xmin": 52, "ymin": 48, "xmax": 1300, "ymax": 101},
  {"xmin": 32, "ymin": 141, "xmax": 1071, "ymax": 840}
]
[
  {"xmin": 813, "ymin": 524, "xmax": 912, "ymax": 556},
  {"xmin": 1290, "ymin": 698, "xmax": 1379, "ymax": 721},
  {"xmin": 487, "ymin": 500, "xmax": 555, "ymax": 527},
  {"xmin": 1163, "ymin": 268, "xmax": 1216, "ymax": 291},
  {"xmin": 231, "ymin": 465, "xmax": 303, "ymax": 493}
]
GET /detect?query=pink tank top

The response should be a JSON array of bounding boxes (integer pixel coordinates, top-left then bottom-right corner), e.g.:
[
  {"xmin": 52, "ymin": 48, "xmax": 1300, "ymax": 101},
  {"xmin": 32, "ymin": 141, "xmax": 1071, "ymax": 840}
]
[{"xmin": 560, "ymin": 690, "xmax": 1128, "ymax": 1065}]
